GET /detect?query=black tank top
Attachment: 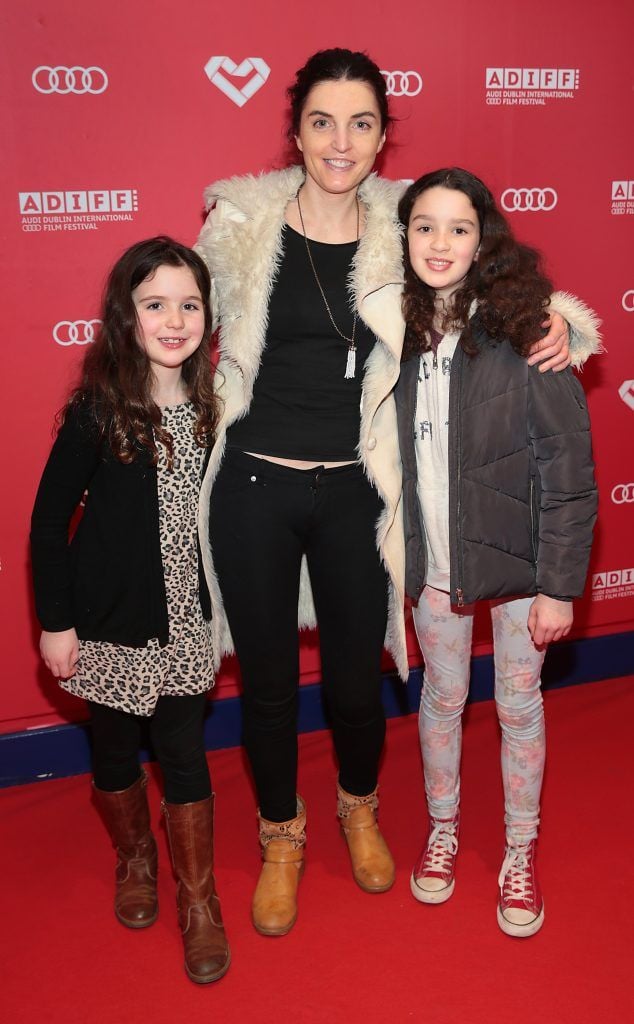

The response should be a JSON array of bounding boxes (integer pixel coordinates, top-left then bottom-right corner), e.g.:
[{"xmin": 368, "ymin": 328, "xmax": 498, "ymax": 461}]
[{"xmin": 226, "ymin": 225, "xmax": 376, "ymax": 461}]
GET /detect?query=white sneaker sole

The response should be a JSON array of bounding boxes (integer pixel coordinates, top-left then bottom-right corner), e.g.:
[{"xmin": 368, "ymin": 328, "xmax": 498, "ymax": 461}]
[
  {"xmin": 410, "ymin": 872, "xmax": 455, "ymax": 904},
  {"xmin": 497, "ymin": 902, "xmax": 545, "ymax": 938}
]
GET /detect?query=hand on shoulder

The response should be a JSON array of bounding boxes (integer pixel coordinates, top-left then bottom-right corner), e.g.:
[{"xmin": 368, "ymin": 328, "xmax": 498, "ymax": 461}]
[{"xmin": 526, "ymin": 311, "xmax": 570, "ymax": 373}]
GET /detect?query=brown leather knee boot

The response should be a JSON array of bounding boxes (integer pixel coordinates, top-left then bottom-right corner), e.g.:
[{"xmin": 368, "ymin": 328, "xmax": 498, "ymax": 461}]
[
  {"xmin": 163, "ymin": 795, "xmax": 230, "ymax": 984},
  {"xmin": 337, "ymin": 783, "xmax": 395, "ymax": 893},
  {"xmin": 93, "ymin": 771, "xmax": 158, "ymax": 928},
  {"xmin": 252, "ymin": 797, "xmax": 306, "ymax": 936}
]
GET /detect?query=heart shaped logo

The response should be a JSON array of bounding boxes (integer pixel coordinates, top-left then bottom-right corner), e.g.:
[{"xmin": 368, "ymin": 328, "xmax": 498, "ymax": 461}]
[
  {"xmin": 618, "ymin": 380, "xmax": 634, "ymax": 411},
  {"xmin": 204, "ymin": 56, "xmax": 270, "ymax": 107}
]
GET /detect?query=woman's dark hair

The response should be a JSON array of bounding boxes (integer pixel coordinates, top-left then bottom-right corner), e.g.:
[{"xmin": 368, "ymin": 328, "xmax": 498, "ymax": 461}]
[
  {"xmin": 398, "ymin": 167, "xmax": 553, "ymax": 360},
  {"xmin": 287, "ymin": 47, "xmax": 391, "ymax": 140},
  {"xmin": 64, "ymin": 236, "xmax": 218, "ymax": 467}
]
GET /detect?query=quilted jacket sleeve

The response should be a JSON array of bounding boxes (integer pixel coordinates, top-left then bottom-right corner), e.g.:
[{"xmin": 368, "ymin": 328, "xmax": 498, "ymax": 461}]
[{"xmin": 527, "ymin": 367, "xmax": 598, "ymax": 599}]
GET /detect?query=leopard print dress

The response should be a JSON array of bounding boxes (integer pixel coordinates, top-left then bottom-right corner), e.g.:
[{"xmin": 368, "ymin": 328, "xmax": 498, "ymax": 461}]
[{"xmin": 60, "ymin": 403, "xmax": 214, "ymax": 716}]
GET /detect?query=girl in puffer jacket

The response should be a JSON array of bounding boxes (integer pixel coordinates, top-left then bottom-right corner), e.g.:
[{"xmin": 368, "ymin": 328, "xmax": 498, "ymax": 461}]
[{"xmin": 395, "ymin": 167, "xmax": 599, "ymax": 937}]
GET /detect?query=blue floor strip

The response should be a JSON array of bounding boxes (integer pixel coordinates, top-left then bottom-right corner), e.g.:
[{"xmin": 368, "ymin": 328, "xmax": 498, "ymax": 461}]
[{"xmin": 1, "ymin": 629, "xmax": 632, "ymax": 788}]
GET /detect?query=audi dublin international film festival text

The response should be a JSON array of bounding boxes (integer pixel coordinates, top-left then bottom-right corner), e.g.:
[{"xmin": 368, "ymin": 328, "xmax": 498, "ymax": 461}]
[
  {"xmin": 485, "ymin": 67, "xmax": 579, "ymax": 105},
  {"xmin": 19, "ymin": 190, "xmax": 139, "ymax": 233}
]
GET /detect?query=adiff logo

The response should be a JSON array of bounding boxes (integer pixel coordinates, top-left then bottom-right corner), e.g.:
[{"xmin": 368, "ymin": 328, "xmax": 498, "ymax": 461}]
[
  {"xmin": 592, "ymin": 568, "xmax": 634, "ymax": 603},
  {"xmin": 611, "ymin": 181, "xmax": 634, "ymax": 216},
  {"xmin": 485, "ymin": 67, "xmax": 579, "ymax": 107},
  {"xmin": 19, "ymin": 189, "xmax": 139, "ymax": 233}
]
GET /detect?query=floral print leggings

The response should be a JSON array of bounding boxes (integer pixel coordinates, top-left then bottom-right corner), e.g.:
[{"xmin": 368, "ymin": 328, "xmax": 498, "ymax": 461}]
[{"xmin": 413, "ymin": 586, "xmax": 547, "ymax": 845}]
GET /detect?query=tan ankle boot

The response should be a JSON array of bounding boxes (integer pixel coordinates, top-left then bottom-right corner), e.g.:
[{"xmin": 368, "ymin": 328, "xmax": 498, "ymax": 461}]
[
  {"xmin": 337, "ymin": 784, "xmax": 395, "ymax": 893},
  {"xmin": 252, "ymin": 797, "xmax": 306, "ymax": 936},
  {"xmin": 163, "ymin": 795, "xmax": 231, "ymax": 984},
  {"xmin": 93, "ymin": 771, "xmax": 158, "ymax": 928}
]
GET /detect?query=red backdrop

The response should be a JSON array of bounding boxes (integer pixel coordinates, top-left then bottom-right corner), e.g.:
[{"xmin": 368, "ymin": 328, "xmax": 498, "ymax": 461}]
[{"xmin": 1, "ymin": 0, "xmax": 633, "ymax": 734}]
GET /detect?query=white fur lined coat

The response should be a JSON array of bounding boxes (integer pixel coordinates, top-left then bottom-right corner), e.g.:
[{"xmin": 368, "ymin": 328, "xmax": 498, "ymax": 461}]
[{"xmin": 195, "ymin": 166, "xmax": 601, "ymax": 680}]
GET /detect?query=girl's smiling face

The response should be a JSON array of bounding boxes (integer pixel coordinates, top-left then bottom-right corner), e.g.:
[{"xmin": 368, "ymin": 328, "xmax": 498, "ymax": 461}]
[
  {"xmin": 133, "ymin": 264, "xmax": 205, "ymax": 374},
  {"xmin": 407, "ymin": 186, "xmax": 481, "ymax": 301}
]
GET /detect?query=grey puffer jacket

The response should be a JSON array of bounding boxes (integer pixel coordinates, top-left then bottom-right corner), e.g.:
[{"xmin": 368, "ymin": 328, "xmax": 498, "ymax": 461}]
[{"xmin": 396, "ymin": 317, "xmax": 598, "ymax": 605}]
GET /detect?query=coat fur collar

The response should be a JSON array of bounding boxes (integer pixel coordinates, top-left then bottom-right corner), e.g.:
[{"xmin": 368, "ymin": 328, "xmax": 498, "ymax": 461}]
[
  {"xmin": 204, "ymin": 167, "xmax": 405, "ymax": 304},
  {"xmin": 202, "ymin": 167, "xmax": 405, "ymax": 401}
]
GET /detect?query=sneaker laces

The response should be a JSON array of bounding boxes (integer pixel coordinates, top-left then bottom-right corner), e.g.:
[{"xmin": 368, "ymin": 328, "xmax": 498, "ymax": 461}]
[
  {"xmin": 498, "ymin": 844, "xmax": 533, "ymax": 900},
  {"xmin": 424, "ymin": 820, "xmax": 458, "ymax": 871}
]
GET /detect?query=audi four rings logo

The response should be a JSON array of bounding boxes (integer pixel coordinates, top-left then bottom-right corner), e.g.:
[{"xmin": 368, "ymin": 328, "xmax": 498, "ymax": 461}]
[
  {"xmin": 53, "ymin": 320, "xmax": 101, "ymax": 346},
  {"xmin": 612, "ymin": 484, "xmax": 634, "ymax": 504},
  {"xmin": 32, "ymin": 66, "xmax": 108, "ymax": 94},
  {"xmin": 501, "ymin": 189, "xmax": 558, "ymax": 212},
  {"xmin": 622, "ymin": 290, "xmax": 634, "ymax": 312},
  {"xmin": 380, "ymin": 71, "xmax": 423, "ymax": 97}
]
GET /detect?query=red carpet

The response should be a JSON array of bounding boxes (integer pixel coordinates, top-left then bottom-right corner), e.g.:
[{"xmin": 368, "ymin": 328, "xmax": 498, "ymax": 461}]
[{"xmin": 2, "ymin": 677, "xmax": 633, "ymax": 1024}]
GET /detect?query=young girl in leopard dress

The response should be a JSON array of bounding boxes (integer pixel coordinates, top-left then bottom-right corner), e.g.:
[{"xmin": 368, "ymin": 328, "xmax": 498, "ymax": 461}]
[{"xmin": 31, "ymin": 237, "xmax": 229, "ymax": 983}]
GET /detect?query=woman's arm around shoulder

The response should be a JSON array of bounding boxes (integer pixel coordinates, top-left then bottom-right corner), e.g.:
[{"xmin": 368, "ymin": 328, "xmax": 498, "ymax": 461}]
[{"xmin": 527, "ymin": 292, "xmax": 603, "ymax": 372}]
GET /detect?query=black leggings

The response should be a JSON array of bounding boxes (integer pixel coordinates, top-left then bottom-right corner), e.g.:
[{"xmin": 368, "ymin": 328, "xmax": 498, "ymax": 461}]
[
  {"xmin": 89, "ymin": 693, "xmax": 211, "ymax": 804},
  {"xmin": 210, "ymin": 450, "xmax": 389, "ymax": 822}
]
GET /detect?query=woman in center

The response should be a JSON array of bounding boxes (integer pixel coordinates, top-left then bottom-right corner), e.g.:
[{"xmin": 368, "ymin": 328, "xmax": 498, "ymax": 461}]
[{"xmin": 195, "ymin": 48, "xmax": 591, "ymax": 937}]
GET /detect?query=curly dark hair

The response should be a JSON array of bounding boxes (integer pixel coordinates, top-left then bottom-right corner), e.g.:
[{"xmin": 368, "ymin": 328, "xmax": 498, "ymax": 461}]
[
  {"xmin": 286, "ymin": 47, "xmax": 392, "ymax": 141},
  {"xmin": 63, "ymin": 236, "xmax": 218, "ymax": 468},
  {"xmin": 399, "ymin": 168, "xmax": 553, "ymax": 361}
]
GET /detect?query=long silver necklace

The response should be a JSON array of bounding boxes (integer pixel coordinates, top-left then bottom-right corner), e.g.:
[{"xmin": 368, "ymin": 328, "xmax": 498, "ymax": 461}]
[{"xmin": 296, "ymin": 191, "xmax": 360, "ymax": 380}]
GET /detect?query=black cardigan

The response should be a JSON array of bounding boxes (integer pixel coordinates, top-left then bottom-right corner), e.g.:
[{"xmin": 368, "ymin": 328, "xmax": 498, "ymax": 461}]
[{"xmin": 30, "ymin": 402, "xmax": 212, "ymax": 645}]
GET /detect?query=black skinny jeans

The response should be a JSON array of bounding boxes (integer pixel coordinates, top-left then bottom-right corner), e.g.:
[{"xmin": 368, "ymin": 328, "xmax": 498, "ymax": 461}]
[
  {"xmin": 89, "ymin": 693, "xmax": 211, "ymax": 804},
  {"xmin": 209, "ymin": 449, "xmax": 389, "ymax": 822}
]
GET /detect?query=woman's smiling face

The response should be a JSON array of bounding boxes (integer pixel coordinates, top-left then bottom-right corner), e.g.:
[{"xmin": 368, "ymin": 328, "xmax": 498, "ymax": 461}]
[{"xmin": 295, "ymin": 78, "xmax": 385, "ymax": 197}]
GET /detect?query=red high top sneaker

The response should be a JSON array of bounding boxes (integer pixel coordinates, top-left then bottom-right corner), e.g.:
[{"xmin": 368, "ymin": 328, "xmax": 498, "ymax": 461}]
[
  {"xmin": 410, "ymin": 814, "xmax": 459, "ymax": 904},
  {"xmin": 497, "ymin": 838, "xmax": 544, "ymax": 937}
]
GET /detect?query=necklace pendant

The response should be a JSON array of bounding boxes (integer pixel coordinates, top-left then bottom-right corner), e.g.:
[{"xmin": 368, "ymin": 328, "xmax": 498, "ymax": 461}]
[{"xmin": 297, "ymin": 189, "xmax": 361, "ymax": 380}]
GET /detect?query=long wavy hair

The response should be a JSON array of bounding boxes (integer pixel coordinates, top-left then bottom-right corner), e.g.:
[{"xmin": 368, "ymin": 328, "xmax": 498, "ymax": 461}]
[
  {"xmin": 63, "ymin": 237, "xmax": 218, "ymax": 468},
  {"xmin": 399, "ymin": 168, "xmax": 553, "ymax": 361}
]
